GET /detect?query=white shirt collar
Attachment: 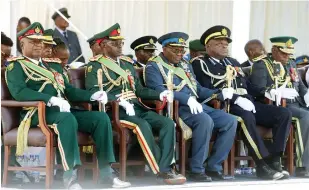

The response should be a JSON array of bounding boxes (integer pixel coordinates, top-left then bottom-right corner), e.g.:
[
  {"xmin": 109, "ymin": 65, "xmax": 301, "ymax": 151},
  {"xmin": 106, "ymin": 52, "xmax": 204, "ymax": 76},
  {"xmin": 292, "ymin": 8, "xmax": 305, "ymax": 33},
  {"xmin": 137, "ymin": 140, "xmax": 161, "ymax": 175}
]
[
  {"xmin": 211, "ymin": 57, "xmax": 220, "ymax": 63},
  {"xmin": 248, "ymin": 60, "xmax": 254, "ymax": 66},
  {"xmin": 25, "ymin": 56, "xmax": 42, "ymax": 65},
  {"xmin": 56, "ymin": 26, "xmax": 67, "ymax": 36}
]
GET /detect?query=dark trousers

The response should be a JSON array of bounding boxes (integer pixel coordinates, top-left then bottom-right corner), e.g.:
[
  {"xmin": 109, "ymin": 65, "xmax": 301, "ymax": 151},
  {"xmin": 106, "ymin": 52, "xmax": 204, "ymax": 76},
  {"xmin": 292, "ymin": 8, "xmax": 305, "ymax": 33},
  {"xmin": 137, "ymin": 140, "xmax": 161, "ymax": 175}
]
[{"xmin": 230, "ymin": 101, "xmax": 292, "ymax": 161}]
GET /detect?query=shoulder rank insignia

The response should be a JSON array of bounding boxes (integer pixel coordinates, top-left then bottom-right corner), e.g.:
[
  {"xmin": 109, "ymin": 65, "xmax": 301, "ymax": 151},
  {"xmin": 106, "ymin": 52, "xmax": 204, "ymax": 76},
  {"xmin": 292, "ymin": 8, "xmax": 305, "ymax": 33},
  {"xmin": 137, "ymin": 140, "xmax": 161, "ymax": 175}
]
[
  {"xmin": 42, "ymin": 58, "xmax": 61, "ymax": 63},
  {"xmin": 252, "ymin": 54, "xmax": 267, "ymax": 62},
  {"xmin": 7, "ymin": 56, "xmax": 24, "ymax": 62},
  {"xmin": 87, "ymin": 65, "xmax": 93, "ymax": 73},
  {"xmin": 119, "ymin": 56, "xmax": 134, "ymax": 64},
  {"xmin": 89, "ymin": 54, "xmax": 103, "ymax": 61},
  {"xmin": 6, "ymin": 63, "xmax": 14, "ymax": 71}
]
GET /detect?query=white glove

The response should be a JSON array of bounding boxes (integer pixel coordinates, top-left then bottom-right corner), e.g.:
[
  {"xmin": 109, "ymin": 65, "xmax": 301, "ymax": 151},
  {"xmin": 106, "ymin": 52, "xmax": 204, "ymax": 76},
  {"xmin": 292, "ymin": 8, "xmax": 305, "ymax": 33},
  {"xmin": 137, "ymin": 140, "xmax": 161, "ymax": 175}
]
[
  {"xmin": 304, "ymin": 92, "xmax": 309, "ymax": 107},
  {"xmin": 265, "ymin": 89, "xmax": 282, "ymax": 106},
  {"xmin": 222, "ymin": 88, "xmax": 234, "ymax": 100},
  {"xmin": 69, "ymin": 61, "xmax": 85, "ymax": 69},
  {"xmin": 187, "ymin": 97, "xmax": 203, "ymax": 114},
  {"xmin": 160, "ymin": 90, "xmax": 174, "ymax": 103},
  {"xmin": 91, "ymin": 90, "xmax": 108, "ymax": 104},
  {"xmin": 278, "ymin": 88, "xmax": 299, "ymax": 99},
  {"xmin": 118, "ymin": 98, "xmax": 135, "ymax": 116},
  {"xmin": 234, "ymin": 97, "xmax": 256, "ymax": 113},
  {"xmin": 49, "ymin": 97, "xmax": 71, "ymax": 112}
]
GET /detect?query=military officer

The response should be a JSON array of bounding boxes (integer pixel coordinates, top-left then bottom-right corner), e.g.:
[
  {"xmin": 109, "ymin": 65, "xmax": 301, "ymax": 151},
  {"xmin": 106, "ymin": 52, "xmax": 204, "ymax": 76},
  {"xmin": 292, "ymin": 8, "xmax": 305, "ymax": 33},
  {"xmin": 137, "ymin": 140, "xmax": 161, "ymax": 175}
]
[
  {"xmin": 250, "ymin": 36, "xmax": 309, "ymax": 177},
  {"xmin": 85, "ymin": 23, "xmax": 186, "ymax": 185},
  {"xmin": 87, "ymin": 35, "xmax": 102, "ymax": 57},
  {"xmin": 145, "ymin": 32, "xmax": 237, "ymax": 181},
  {"xmin": 52, "ymin": 37, "xmax": 70, "ymax": 68},
  {"xmin": 6, "ymin": 22, "xmax": 131, "ymax": 189},
  {"xmin": 296, "ymin": 55, "xmax": 309, "ymax": 68},
  {"xmin": 242, "ymin": 39, "xmax": 266, "ymax": 67},
  {"xmin": 41, "ymin": 29, "xmax": 56, "ymax": 58},
  {"xmin": 130, "ymin": 36, "xmax": 157, "ymax": 68},
  {"xmin": 191, "ymin": 26, "xmax": 292, "ymax": 180},
  {"xmin": 188, "ymin": 39, "xmax": 207, "ymax": 62}
]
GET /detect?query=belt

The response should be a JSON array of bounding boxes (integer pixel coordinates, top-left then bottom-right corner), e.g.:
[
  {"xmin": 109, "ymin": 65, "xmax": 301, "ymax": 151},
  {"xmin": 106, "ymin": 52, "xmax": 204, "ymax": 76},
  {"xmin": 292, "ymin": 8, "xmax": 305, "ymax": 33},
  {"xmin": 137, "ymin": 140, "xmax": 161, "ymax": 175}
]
[{"xmin": 234, "ymin": 88, "xmax": 247, "ymax": 95}]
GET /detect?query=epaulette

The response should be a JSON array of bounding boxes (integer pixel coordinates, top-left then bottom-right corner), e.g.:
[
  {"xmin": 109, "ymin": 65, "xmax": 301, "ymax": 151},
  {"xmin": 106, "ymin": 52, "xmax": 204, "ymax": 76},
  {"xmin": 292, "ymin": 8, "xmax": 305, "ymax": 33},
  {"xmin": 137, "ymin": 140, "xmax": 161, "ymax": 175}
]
[
  {"xmin": 42, "ymin": 58, "xmax": 61, "ymax": 63},
  {"xmin": 252, "ymin": 54, "xmax": 267, "ymax": 62},
  {"xmin": 119, "ymin": 55, "xmax": 134, "ymax": 64},
  {"xmin": 89, "ymin": 54, "xmax": 103, "ymax": 61},
  {"xmin": 7, "ymin": 56, "xmax": 24, "ymax": 62}
]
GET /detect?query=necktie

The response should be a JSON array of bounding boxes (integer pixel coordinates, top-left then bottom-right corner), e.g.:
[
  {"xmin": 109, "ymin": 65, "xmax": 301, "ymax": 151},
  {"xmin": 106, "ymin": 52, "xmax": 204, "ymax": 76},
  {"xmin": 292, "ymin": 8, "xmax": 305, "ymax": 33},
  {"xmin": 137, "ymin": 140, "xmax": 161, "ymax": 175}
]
[{"xmin": 63, "ymin": 31, "xmax": 68, "ymax": 40}]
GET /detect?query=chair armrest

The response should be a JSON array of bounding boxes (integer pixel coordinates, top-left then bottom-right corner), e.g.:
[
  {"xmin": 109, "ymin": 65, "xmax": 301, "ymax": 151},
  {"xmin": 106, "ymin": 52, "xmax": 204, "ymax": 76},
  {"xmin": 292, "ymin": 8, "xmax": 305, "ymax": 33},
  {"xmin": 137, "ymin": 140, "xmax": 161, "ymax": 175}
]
[
  {"xmin": 208, "ymin": 99, "xmax": 221, "ymax": 109},
  {"xmin": 264, "ymin": 98, "xmax": 287, "ymax": 107},
  {"xmin": 1, "ymin": 100, "xmax": 54, "ymax": 141},
  {"xmin": 1, "ymin": 100, "xmax": 41, "ymax": 107},
  {"xmin": 71, "ymin": 102, "xmax": 92, "ymax": 111}
]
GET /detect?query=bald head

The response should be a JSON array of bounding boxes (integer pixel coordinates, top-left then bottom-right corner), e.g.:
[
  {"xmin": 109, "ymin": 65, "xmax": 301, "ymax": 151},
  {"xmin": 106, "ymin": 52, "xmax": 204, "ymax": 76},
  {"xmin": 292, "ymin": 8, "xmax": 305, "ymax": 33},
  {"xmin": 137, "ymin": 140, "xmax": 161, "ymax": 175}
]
[{"xmin": 244, "ymin": 39, "xmax": 265, "ymax": 61}]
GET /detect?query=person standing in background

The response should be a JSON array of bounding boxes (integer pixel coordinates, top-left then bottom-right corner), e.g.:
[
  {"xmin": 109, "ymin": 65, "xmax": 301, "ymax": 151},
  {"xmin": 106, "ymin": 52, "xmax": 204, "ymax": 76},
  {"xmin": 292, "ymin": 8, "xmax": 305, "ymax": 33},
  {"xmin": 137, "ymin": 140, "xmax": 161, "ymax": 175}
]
[{"xmin": 52, "ymin": 7, "xmax": 85, "ymax": 64}]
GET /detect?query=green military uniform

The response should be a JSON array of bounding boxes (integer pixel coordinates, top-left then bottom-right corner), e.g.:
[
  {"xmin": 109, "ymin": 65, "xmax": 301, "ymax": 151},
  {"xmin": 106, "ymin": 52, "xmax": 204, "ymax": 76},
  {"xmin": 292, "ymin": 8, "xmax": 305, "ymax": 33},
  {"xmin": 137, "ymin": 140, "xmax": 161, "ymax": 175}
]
[
  {"xmin": 85, "ymin": 23, "xmax": 176, "ymax": 175},
  {"xmin": 7, "ymin": 22, "xmax": 116, "ymax": 182}
]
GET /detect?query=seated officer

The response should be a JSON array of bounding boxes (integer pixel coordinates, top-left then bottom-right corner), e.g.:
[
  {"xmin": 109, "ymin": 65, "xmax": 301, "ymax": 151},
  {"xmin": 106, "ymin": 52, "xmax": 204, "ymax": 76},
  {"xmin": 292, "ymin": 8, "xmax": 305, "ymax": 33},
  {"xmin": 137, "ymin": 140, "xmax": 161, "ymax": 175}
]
[
  {"xmin": 183, "ymin": 39, "xmax": 206, "ymax": 62},
  {"xmin": 85, "ymin": 23, "xmax": 186, "ymax": 185},
  {"xmin": 41, "ymin": 29, "xmax": 56, "ymax": 58},
  {"xmin": 296, "ymin": 55, "xmax": 309, "ymax": 68},
  {"xmin": 130, "ymin": 36, "xmax": 157, "ymax": 68},
  {"xmin": 1, "ymin": 32, "xmax": 13, "ymax": 68},
  {"xmin": 242, "ymin": 39, "xmax": 266, "ymax": 67},
  {"xmin": 191, "ymin": 25, "xmax": 292, "ymax": 180},
  {"xmin": 145, "ymin": 32, "xmax": 237, "ymax": 181},
  {"xmin": 250, "ymin": 36, "xmax": 309, "ymax": 177},
  {"xmin": 6, "ymin": 22, "xmax": 131, "ymax": 189},
  {"xmin": 87, "ymin": 35, "xmax": 102, "ymax": 57}
]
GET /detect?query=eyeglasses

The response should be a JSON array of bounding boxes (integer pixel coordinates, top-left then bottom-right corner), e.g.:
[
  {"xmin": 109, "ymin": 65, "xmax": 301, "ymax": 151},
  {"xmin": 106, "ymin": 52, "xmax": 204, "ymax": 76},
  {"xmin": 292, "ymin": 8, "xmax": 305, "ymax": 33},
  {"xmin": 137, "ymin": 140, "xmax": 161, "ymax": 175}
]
[
  {"xmin": 105, "ymin": 40, "xmax": 124, "ymax": 48},
  {"xmin": 166, "ymin": 45, "xmax": 186, "ymax": 55}
]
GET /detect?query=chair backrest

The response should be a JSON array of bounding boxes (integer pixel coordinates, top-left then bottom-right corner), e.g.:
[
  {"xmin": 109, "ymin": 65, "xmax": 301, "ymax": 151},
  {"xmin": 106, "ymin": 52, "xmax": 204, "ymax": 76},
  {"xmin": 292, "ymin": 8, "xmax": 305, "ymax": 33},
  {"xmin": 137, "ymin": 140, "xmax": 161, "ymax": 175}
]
[
  {"xmin": 135, "ymin": 68, "xmax": 145, "ymax": 86},
  {"xmin": 241, "ymin": 66, "xmax": 252, "ymax": 77},
  {"xmin": 67, "ymin": 67, "xmax": 86, "ymax": 89},
  {"xmin": 297, "ymin": 66, "xmax": 309, "ymax": 87},
  {"xmin": 1, "ymin": 68, "xmax": 21, "ymax": 134}
]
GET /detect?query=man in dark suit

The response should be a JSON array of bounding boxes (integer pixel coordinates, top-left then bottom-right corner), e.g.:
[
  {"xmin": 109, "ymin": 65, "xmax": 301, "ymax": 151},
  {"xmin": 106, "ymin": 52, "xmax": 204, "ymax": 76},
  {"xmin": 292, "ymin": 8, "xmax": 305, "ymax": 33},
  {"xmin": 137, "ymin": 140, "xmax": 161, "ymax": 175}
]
[
  {"xmin": 242, "ymin": 39, "xmax": 266, "ymax": 67},
  {"xmin": 52, "ymin": 8, "xmax": 85, "ymax": 64}
]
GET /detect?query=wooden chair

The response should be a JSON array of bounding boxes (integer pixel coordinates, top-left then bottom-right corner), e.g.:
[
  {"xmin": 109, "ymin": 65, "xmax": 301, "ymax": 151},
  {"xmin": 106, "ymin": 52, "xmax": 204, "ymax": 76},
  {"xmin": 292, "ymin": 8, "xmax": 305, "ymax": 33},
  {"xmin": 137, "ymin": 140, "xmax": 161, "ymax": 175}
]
[
  {"xmin": 135, "ymin": 68, "xmax": 187, "ymax": 176},
  {"xmin": 1, "ymin": 68, "xmax": 97, "ymax": 189},
  {"xmin": 228, "ymin": 98, "xmax": 294, "ymax": 176},
  {"xmin": 68, "ymin": 67, "xmax": 146, "ymax": 182}
]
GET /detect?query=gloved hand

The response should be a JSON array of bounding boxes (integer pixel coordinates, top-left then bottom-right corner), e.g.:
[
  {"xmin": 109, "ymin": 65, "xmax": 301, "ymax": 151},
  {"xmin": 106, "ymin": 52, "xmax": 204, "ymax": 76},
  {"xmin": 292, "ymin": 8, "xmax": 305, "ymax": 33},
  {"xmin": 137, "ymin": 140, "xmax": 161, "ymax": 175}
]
[
  {"xmin": 160, "ymin": 90, "xmax": 174, "ymax": 103},
  {"xmin": 304, "ymin": 92, "xmax": 309, "ymax": 107},
  {"xmin": 48, "ymin": 97, "xmax": 71, "ymax": 112},
  {"xmin": 265, "ymin": 89, "xmax": 282, "ymax": 106},
  {"xmin": 234, "ymin": 97, "xmax": 256, "ymax": 113},
  {"xmin": 91, "ymin": 90, "xmax": 108, "ymax": 104},
  {"xmin": 187, "ymin": 97, "xmax": 203, "ymax": 114},
  {"xmin": 118, "ymin": 98, "xmax": 135, "ymax": 116},
  {"xmin": 222, "ymin": 88, "xmax": 234, "ymax": 100},
  {"xmin": 278, "ymin": 88, "xmax": 299, "ymax": 99}
]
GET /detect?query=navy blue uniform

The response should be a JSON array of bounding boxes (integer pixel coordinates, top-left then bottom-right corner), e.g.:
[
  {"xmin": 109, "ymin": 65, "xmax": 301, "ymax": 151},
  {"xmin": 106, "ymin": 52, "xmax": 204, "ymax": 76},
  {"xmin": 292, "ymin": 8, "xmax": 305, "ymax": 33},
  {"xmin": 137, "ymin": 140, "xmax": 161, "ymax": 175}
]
[
  {"xmin": 145, "ymin": 53, "xmax": 237, "ymax": 173},
  {"xmin": 191, "ymin": 55, "xmax": 291, "ymax": 161}
]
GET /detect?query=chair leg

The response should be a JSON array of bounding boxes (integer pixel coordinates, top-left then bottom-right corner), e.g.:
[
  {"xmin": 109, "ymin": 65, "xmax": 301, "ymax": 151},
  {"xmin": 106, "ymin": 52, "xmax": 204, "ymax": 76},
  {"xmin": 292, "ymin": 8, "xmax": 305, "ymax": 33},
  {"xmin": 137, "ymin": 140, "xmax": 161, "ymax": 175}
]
[
  {"xmin": 78, "ymin": 147, "xmax": 86, "ymax": 182},
  {"xmin": 119, "ymin": 135, "xmax": 127, "ymax": 181},
  {"xmin": 228, "ymin": 142, "xmax": 235, "ymax": 176},
  {"xmin": 286, "ymin": 126, "xmax": 294, "ymax": 175},
  {"xmin": 2, "ymin": 146, "xmax": 10, "ymax": 186},
  {"xmin": 45, "ymin": 143, "xmax": 53, "ymax": 189},
  {"xmin": 179, "ymin": 136, "xmax": 186, "ymax": 176},
  {"xmin": 92, "ymin": 148, "xmax": 99, "ymax": 184}
]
